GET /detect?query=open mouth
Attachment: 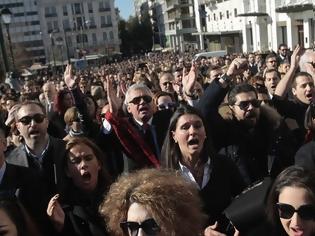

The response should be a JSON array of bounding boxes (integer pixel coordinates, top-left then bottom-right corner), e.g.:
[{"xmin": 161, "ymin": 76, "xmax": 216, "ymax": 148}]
[
  {"xmin": 188, "ymin": 138, "xmax": 199, "ymax": 146},
  {"xmin": 290, "ymin": 227, "xmax": 304, "ymax": 236},
  {"xmin": 29, "ymin": 130, "xmax": 40, "ymax": 135},
  {"xmin": 271, "ymin": 85, "xmax": 276, "ymax": 89},
  {"xmin": 81, "ymin": 172, "xmax": 91, "ymax": 182},
  {"xmin": 306, "ymin": 93, "xmax": 313, "ymax": 100}
]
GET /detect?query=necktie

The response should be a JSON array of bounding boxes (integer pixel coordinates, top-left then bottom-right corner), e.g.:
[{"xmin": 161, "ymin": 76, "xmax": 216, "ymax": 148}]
[{"xmin": 142, "ymin": 123, "xmax": 160, "ymax": 159}]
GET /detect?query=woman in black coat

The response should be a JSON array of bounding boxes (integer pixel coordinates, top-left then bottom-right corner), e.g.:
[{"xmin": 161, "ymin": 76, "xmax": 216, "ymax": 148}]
[
  {"xmin": 46, "ymin": 137, "xmax": 110, "ymax": 236},
  {"xmin": 161, "ymin": 104, "xmax": 245, "ymax": 234}
]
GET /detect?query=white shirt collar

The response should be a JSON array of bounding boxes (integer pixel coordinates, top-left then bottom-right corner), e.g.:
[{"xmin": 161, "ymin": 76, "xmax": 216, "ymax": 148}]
[
  {"xmin": 179, "ymin": 158, "xmax": 211, "ymax": 190},
  {"xmin": 134, "ymin": 117, "xmax": 153, "ymax": 127}
]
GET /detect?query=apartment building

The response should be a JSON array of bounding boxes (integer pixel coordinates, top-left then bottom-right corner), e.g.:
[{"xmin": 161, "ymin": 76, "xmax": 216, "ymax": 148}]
[
  {"xmin": 136, "ymin": 0, "xmax": 199, "ymax": 52},
  {"xmin": 199, "ymin": 0, "xmax": 315, "ymax": 53},
  {"xmin": 37, "ymin": 0, "xmax": 120, "ymax": 63},
  {"xmin": 0, "ymin": 0, "xmax": 45, "ymax": 67}
]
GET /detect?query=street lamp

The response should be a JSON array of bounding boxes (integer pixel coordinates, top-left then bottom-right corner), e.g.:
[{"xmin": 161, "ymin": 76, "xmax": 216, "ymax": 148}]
[
  {"xmin": 0, "ymin": 8, "xmax": 11, "ymax": 78},
  {"xmin": 1, "ymin": 8, "xmax": 14, "ymax": 71}
]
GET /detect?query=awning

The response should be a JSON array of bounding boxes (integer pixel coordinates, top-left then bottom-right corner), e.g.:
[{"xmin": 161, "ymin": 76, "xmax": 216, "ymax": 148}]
[
  {"xmin": 29, "ymin": 63, "xmax": 48, "ymax": 70},
  {"xmin": 192, "ymin": 30, "xmax": 241, "ymax": 36},
  {"xmin": 237, "ymin": 12, "xmax": 269, "ymax": 17},
  {"xmin": 276, "ymin": 3, "xmax": 313, "ymax": 13}
]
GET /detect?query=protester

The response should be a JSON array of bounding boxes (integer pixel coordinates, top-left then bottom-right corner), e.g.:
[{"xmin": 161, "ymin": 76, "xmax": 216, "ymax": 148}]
[
  {"xmin": 267, "ymin": 166, "xmax": 315, "ymax": 236},
  {"xmin": 161, "ymin": 104, "xmax": 245, "ymax": 234},
  {"xmin": 100, "ymin": 168, "xmax": 206, "ymax": 236},
  {"xmin": 47, "ymin": 137, "xmax": 110, "ymax": 235}
]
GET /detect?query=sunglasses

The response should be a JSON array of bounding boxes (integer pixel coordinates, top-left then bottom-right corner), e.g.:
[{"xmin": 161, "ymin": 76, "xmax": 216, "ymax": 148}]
[
  {"xmin": 18, "ymin": 114, "xmax": 46, "ymax": 125},
  {"xmin": 158, "ymin": 102, "xmax": 177, "ymax": 110},
  {"xmin": 234, "ymin": 99, "xmax": 262, "ymax": 110},
  {"xmin": 277, "ymin": 203, "xmax": 315, "ymax": 220},
  {"xmin": 162, "ymin": 82, "xmax": 173, "ymax": 86},
  {"xmin": 267, "ymin": 60, "xmax": 277, "ymax": 63},
  {"xmin": 129, "ymin": 95, "xmax": 152, "ymax": 105},
  {"xmin": 307, "ymin": 62, "xmax": 315, "ymax": 69},
  {"xmin": 120, "ymin": 218, "xmax": 161, "ymax": 236}
]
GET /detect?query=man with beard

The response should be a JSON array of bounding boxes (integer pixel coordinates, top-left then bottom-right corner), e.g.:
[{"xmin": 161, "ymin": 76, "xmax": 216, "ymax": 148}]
[
  {"xmin": 277, "ymin": 43, "xmax": 290, "ymax": 65},
  {"xmin": 5, "ymin": 101, "xmax": 67, "ymax": 235},
  {"xmin": 197, "ymin": 58, "xmax": 297, "ymax": 184}
]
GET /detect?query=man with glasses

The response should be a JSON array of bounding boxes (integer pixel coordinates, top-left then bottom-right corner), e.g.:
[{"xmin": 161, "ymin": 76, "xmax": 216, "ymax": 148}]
[
  {"xmin": 197, "ymin": 58, "xmax": 296, "ymax": 187},
  {"xmin": 104, "ymin": 83, "xmax": 172, "ymax": 171},
  {"xmin": 277, "ymin": 43, "xmax": 290, "ymax": 65},
  {"xmin": 265, "ymin": 53, "xmax": 278, "ymax": 70},
  {"xmin": 5, "ymin": 101, "xmax": 66, "ymax": 235},
  {"xmin": 159, "ymin": 72, "xmax": 175, "ymax": 94}
]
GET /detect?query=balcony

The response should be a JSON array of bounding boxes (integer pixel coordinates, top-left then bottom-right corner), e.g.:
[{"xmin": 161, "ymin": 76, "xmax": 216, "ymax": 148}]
[
  {"xmin": 101, "ymin": 23, "xmax": 113, "ymax": 28},
  {"xmin": 45, "ymin": 13, "xmax": 57, "ymax": 17},
  {"xmin": 99, "ymin": 7, "xmax": 111, "ymax": 12},
  {"xmin": 276, "ymin": 0, "xmax": 313, "ymax": 13},
  {"xmin": 89, "ymin": 24, "xmax": 97, "ymax": 29}
]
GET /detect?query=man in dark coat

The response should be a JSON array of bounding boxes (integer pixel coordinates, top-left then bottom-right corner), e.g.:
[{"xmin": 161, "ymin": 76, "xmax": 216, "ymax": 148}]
[
  {"xmin": 6, "ymin": 100, "xmax": 67, "ymax": 235},
  {"xmin": 197, "ymin": 58, "xmax": 298, "ymax": 184}
]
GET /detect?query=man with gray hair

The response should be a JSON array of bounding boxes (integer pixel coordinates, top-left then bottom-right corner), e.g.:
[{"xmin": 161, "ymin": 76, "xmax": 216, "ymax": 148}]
[
  {"xmin": 299, "ymin": 49, "xmax": 315, "ymax": 80},
  {"xmin": 104, "ymin": 82, "xmax": 172, "ymax": 171}
]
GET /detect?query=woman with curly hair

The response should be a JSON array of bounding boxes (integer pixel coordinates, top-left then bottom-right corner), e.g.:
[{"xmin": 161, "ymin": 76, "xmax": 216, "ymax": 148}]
[
  {"xmin": 266, "ymin": 166, "xmax": 315, "ymax": 236},
  {"xmin": 100, "ymin": 168, "xmax": 206, "ymax": 236}
]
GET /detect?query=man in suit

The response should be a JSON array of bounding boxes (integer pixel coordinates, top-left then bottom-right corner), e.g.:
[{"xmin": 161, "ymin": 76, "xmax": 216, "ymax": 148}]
[
  {"xmin": 42, "ymin": 82, "xmax": 57, "ymax": 117},
  {"xmin": 5, "ymin": 100, "xmax": 66, "ymax": 235},
  {"xmin": 104, "ymin": 82, "xmax": 172, "ymax": 171}
]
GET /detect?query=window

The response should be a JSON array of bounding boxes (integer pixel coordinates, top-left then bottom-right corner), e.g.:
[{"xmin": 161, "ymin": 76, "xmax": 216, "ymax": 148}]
[
  {"xmin": 63, "ymin": 5, "xmax": 68, "ymax": 16},
  {"xmin": 88, "ymin": 3, "xmax": 93, "ymax": 13},
  {"xmin": 73, "ymin": 3, "xmax": 82, "ymax": 14},
  {"xmin": 109, "ymin": 31, "xmax": 114, "ymax": 40},
  {"xmin": 234, "ymin": 8, "xmax": 237, "ymax": 17},
  {"xmin": 90, "ymin": 17, "xmax": 96, "ymax": 28},
  {"xmin": 47, "ymin": 22, "xmax": 53, "ymax": 32},
  {"xmin": 101, "ymin": 16, "xmax": 106, "ymax": 27},
  {"xmin": 226, "ymin": 10, "xmax": 229, "ymax": 19},
  {"xmin": 63, "ymin": 19, "xmax": 70, "ymax": 30},
  {"xmin": 213, "ymin": 13, "xmax": 216, "ymax": 20},
  {"xmin": 53, "ymin": 21, "xmax": 58, "ymax": 30},
  {"xmin": 45, "ymin": 6, "xmax": 57, "ymax": 17},
  {"xmin": 107, "ymin": 15, "xmax": 112, "ymax": 25},
  {"xmin": 219, "ymin": 12, "xmax": 222, "ymax": 20},
  {"xmin": 92, "ymin": 33, "xmax": 97, "ymax": 43},
  {"xmin": 103, "ymin": 32, "xmax": 108, "ymax": 41}
]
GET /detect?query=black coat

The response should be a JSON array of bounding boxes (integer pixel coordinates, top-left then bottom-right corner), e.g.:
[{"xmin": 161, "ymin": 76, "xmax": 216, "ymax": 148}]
[{"xmin": 197, "ymin": 81, "xmax": 298, "ymax": 183}]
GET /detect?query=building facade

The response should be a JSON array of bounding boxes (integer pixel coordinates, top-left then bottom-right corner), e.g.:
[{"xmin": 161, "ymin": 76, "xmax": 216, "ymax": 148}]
[
  {"xmin": 38, "ymin": 0, "xmax": 120, "ymax": 64},
  {"xmin": 198, "ymin": 0, "xmax": 315, "ymax": 53},
  {"xmin": 0, "ymin": 0, "xmax": 45, "ymax": 68}
]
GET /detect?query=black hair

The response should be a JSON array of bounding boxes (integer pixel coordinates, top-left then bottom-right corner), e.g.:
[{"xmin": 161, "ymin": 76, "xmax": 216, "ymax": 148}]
[{"xmin": 227, "ymin": 83, "xmax": 258, "ymax": 105}]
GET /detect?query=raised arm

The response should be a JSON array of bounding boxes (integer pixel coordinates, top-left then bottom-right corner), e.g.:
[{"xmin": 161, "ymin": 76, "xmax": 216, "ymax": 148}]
[{"xmin": 275, "ymin": 45, "xmax": 301, "ymax": 97}]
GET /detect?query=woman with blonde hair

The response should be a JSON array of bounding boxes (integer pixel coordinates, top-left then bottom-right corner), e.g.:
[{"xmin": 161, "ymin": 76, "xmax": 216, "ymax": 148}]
[{"xmin": 100, "ymin": 168, "xmax": 206, "ymax": 236}]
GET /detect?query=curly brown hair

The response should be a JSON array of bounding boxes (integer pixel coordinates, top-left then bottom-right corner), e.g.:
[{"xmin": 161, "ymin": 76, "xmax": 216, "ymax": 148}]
[{"xmin": 100, "ymin": 168, "xmax": 206, "ymax": 236}]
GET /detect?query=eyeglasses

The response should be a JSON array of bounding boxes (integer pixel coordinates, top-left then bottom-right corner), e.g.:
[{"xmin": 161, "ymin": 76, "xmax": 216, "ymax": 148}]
[
  {"xmin": 234, "ymin": 99, "xmax": 262, "ymax": 110},
  {"xmin": 162, "ymin": 82, "xmax": 173, "ymax": 86},
  {"xmin": 307, "ymin": 62, "xmax": 315, "ymax": 69},
  {"xmin": 158, "ymin": 102, "xmax": 177, "ymax": 110},
  {"xmin": 277, "ymin": 203, "xmax": 315, "ymax": 220},
  {"xmin": 18, "ymin": 114, "xmax": 46, "ymax": 125},
  {"xmin": 267, "ymin": 60, "xmax": 277, "ymax": 63},
  {"xmin": 120, "ymin": 218, "xmax": 161, "ymax": 236},
  {"xmin": 129, "ymin": 95, "xmax": 152, "ymax": 105}
]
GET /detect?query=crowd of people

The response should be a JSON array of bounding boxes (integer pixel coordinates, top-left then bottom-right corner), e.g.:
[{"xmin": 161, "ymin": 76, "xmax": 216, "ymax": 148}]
[{"xmin": 1, "ymin": 44, "xmax": 315, "ymax": 236}]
